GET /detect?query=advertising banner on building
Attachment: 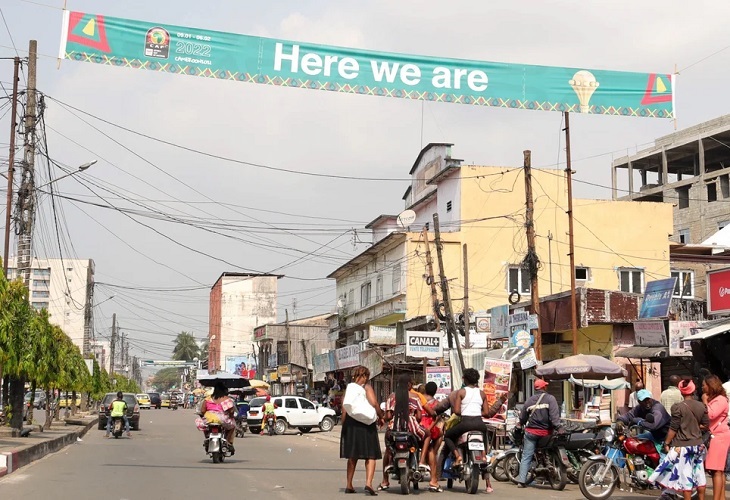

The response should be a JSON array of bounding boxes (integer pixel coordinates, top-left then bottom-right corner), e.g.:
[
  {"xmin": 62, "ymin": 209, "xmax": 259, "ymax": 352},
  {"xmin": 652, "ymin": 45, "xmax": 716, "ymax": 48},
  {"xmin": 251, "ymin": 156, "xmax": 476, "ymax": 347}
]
[
  {"xmin": 639, "ymin": 278, "xmax": 677, "ymax": 319},
  {"xmin": 669, "ymin": 321, "xmax": 699, "ymax": 357},
  {"xmin": 406, "ymin": 331, "xmax": 443, "ymax": 358},
  {"xmin": 426, "ymin": 366, "xmax": 452, "ymax": 396},
  {"xmin": 368, "ymin": 325, "xmax": 397, "ymax": 345},
  {"xmin": 708, "ymin": 268, "xmax": 730, "ymax": 315},
  {"xmin": 224, "ymin": 355, "xmax": 257, "ymax": 379},
  {"xmin": 313, "ymin": 352, "xmax": 334, "ymax": 380},
  {"xmin": 335, "ymin": 345, "xmax": 360, "ymax": 369},
  {"xmin": 60, "ymin": 11, "xmax": 674, "ymax": 119},
  {"xmin": 490, "ymin": 305, "xmax": 510, "ymax": 339},
  {"xmin": 633, "ymin": 320, "xmax": 668, "ymax": 346},
  {"xmin": 359, "ymin": 349, "xmax": 383, "ymax": 379},
  {"xmin": 483, "ymin": 358, "xmax": 512, "ymax": 408}
]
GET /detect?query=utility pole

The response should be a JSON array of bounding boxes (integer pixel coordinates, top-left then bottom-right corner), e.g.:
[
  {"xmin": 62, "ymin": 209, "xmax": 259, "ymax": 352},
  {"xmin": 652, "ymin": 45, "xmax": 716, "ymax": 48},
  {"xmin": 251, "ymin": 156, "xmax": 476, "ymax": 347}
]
[
  {"xmin": 421, "ymin": 228, "xmax": 441, "ymax": 332},
  {"xmin": 16, "ymin": 40, "xmax": 38, "ymax": 288},
  {"xmin": 82, "ymin": 273, "xmax": 94, "ymax": 357},
  {"xmin": 564, "ymin": 112, "xmax": 579, "ymax": 355},
  {"xmin": 462, "ymin": 243, "xmax": 470, "ymax": 348},
  {"xmin": 433, "ymin": 213, "xmax": 465, "ymax": 374},
  {"xmin": 110, "ymin": 313, "xmax": 117, "ymax": 376},
  {"xmin": 285, "ymin": 308, "xmax": 291, "ymax": 368},
  {"xmin": 3, "ymin": 56, "xmax": 20, "ymax": 276},
  {"xmin": 523, "ymin": 151, "xmax": 543, "ymax": 360}
]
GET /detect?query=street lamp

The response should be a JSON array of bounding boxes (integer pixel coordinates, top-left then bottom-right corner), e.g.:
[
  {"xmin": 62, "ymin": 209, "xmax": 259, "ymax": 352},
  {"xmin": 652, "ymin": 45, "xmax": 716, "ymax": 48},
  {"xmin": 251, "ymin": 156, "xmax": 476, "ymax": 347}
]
[
  {"xmin": 36, "ymin": 160, "xmax": 96, "ymax": 190},
  {"xmin": 93, "ymin": 295, "xmax": 116, "ymax": 308}
]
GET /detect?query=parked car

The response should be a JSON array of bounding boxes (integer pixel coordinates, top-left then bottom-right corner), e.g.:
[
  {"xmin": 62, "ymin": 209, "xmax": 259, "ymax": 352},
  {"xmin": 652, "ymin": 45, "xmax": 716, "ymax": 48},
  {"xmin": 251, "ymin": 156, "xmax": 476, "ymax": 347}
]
[
  {"xmin": 247, "ymin": 395, "xmax": 336, "ymax": 435},
  {"xmin": 147, "ymin": 392, "xmax": 162, "ymax": 409},
  {"xmin": 136, "ymin": 394, "xmax": 151, "ymax": 410},
  {"xmin": 161, "ymin": 393, "xmax": 171, "ymax": 408},
  {"xmin": 98, "ymin": 393, "xmax": 140, "ymax": 431},
  {"xmin": 58, "ymin": 392, "xmax": 82, "ymax": 409},
  {"xmin": 24, "ymin": 390, "xmax": 47, "ymax": 409}
]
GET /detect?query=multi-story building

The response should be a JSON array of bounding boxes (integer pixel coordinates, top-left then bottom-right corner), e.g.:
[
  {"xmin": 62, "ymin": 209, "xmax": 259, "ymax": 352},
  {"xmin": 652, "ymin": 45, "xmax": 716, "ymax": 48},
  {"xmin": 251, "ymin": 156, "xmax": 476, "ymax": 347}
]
[
  {"xmin": 329, "ymin": 143, "xmax": 674, "ymax": 349},
  {"xmin": 208, "ymin": 272, "xmax": 280, "ymax": 372},
  {"xmin": 6, "ymin": 257, "xmax": 95, "ymax": 354},
  {"xmin": 91, "ymin": 339, "xmax": 111, "ymax": 373}
]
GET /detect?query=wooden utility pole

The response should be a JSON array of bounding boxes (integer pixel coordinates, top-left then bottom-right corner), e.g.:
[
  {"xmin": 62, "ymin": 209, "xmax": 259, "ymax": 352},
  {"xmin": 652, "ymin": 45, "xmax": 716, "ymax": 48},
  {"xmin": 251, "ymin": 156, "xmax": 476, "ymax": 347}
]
[
  {"xmin": 462, "ymin": 243, "xmax": 470, "ymax": 348},
  {"xmin": 433, "ymin": 213, "xmax": 465, "ymax": 374},
  {"xmin": 3, "ymin": 56, "xmax": 20, "ymax": 275},
  {"xmin": 110, "ymin": 313, "xmax": 117, "ymax": 376},
  {"xmin": 523, "ymin": 151, "xmax": 543, "ymax": 360},
  {"xmin": 564, "ymin": 112, "xmax": 579, "ymax": 355},
  {"xmin": 285, "ymin": 308, "xmax": 291, "ymax": 368},
  {"xmin": 421, "ymin": 228, "xmax": 441, "ymax": 332}
]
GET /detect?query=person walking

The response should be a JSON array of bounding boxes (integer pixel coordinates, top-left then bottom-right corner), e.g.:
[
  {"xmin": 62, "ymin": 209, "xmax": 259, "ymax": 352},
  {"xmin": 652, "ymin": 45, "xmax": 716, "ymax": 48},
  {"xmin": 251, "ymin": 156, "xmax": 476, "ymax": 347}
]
[
  {"xmin": 340, "ymin": 366, "xmax": 384, "ymax": 496},
  {"xmin": 517, "ymin": 378, "xmax": 562, "ymax": 488},
  {"xmin": 661, "ymin": 375, "xmax": 684, "ymax": 413},
  {"xmin": 703, "ymin": 374, "xmax": 730, "ymax": 500},
  {"xmin": 650, "ymin": 379, "xmax": 708, "ymax": 500}
]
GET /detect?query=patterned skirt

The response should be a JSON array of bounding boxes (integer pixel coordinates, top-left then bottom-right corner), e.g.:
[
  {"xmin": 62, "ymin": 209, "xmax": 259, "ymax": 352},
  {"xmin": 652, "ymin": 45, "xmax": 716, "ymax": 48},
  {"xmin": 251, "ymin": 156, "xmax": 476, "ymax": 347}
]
[{"xmin": 649, "ymin": 445, "xmax": 707, "ymax": 492}]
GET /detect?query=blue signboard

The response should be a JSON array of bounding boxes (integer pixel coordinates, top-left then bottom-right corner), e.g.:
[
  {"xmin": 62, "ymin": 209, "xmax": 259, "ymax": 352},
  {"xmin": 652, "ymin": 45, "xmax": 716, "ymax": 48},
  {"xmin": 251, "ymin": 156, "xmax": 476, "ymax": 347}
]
[{"xmin": 639, "ymin": 278, "xmax": 677, "ymax": 319}]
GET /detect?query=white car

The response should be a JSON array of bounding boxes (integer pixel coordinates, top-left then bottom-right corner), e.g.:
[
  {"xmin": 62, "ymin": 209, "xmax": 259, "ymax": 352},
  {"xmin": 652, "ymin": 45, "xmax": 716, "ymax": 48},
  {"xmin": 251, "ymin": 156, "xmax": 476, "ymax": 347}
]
[{"xmin": 247, "ymin": 395, "xmax": 337, "ymax": 435}]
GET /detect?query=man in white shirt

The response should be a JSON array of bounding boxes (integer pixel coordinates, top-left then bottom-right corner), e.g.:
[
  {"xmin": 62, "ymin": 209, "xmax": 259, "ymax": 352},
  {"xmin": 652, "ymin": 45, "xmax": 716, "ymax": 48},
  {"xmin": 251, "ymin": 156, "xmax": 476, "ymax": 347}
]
[
  {"xmin": 659, "ymin": 375, "xmax": 683, "ymax": 413},
  {"xmin": 628, "ymin": 381, "xmax": 644, "ymax": 409}
]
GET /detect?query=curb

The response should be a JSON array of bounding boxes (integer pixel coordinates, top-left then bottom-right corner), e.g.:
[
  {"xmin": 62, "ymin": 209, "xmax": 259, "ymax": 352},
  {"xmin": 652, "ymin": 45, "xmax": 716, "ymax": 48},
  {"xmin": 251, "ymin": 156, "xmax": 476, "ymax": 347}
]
[{"xmin": 0, "ymin": 418, "xmax": 97, "ymax": 476}]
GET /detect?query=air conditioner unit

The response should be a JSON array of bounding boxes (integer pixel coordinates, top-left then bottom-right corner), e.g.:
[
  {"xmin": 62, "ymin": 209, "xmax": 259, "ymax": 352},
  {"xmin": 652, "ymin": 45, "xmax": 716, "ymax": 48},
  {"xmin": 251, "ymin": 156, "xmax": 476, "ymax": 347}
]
[{"xmin": 355, "ymin": 331, "xmax": 365, "ymax": 341}]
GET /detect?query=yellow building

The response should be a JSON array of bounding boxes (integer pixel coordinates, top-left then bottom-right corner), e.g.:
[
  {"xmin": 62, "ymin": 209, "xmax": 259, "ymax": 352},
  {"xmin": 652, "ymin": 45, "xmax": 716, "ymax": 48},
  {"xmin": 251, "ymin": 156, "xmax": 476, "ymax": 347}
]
[{"xmin": 329, "ymin": 143, "xmax": 674, "ymax": 349}]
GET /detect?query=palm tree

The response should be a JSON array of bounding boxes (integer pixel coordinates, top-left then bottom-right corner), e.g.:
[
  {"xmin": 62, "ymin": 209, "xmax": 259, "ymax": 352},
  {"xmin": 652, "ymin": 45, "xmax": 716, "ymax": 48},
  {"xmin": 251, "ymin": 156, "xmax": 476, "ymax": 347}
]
[
  {"xmin": 172, "ymin": 332, "xmax": 199, "ymax": 361},
  {"xmin": 199, "ymin": 338, "xmax": 209, "ymax": 362}
]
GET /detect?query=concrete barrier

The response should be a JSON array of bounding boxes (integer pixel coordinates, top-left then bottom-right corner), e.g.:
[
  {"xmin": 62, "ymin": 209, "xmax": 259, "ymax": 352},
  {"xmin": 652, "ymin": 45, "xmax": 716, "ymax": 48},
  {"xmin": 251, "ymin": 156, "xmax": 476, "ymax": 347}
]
[{"xmin": 0, "ymin": 417, "xmax": 97, "ymax": 476}]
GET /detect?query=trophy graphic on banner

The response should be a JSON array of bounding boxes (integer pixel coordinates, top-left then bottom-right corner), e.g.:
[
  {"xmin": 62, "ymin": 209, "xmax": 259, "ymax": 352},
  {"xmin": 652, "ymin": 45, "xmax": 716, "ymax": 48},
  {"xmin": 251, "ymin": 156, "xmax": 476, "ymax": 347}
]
[{"xmin": 569, "ymin": 70, "xmax": 600, "ymax": 113}]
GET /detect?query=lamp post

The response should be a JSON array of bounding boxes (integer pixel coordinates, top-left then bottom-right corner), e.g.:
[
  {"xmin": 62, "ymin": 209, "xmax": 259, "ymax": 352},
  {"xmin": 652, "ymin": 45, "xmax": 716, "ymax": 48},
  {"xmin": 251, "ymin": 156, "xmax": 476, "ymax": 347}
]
[{"xmin": 36, "ymin": 160, "xmax": 96, "ymax": 190}]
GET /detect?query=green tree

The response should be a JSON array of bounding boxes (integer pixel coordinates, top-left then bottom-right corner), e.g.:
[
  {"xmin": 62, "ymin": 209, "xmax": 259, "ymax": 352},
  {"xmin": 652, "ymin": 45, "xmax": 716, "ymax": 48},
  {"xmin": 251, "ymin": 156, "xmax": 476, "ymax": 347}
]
[
  {"xmin": 199, "ymin": 337, "xmax": 209, "ymax": 363},
  {"xmin": 151, "ymin": 367, "xmax": 182, "ymax": 392},
  {"xmin": 172, "ymin": 332, "xmax": 199, "ymax": 361}
]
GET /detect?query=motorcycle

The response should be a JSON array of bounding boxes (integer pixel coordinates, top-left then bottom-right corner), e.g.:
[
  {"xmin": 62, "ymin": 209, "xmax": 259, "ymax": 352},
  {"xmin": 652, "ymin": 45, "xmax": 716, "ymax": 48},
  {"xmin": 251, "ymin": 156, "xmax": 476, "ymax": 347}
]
[
  {"xmin": 504, "ymin": 427, "xmax": 568, "ymax": 490},
  {"xmin": 561, "ymin": 424, "xmax": 609, "ymax": 483},
  {"xmin": 385, "ymin": 431, "xmax": 425, "ymax": 494},
  {"xmin": 265, "ymin": 413, "xmax": 276, "ymax": 436},
  {"xmin": 110, "ymin": 416, "xmax": 125, "ymax": 439},
  {"xmin": 578, "ymin": 424, "xmax": 695, "ymax": 500},
  {"xmin": 170, "ymin": 399, "xmax": 178, "ymax": 410},
  {"xmin": 204, "ymin": 423, "xmax": 233, "ymax": 464},
  {"xmin": 441, "ymin": 430, "xmax": 488, "ymax": 494},
  {"xmin": 235, "ymin": 414, "xmax": 247, "ymax": 438}
]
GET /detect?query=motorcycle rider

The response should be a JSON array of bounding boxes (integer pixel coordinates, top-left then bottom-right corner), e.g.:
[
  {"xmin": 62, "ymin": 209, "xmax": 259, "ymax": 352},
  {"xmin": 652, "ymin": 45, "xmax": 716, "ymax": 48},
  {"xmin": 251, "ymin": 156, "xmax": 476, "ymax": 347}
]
[
  {"xmin": 260, "ymin": 395, "xmax": 277, "ymax": 435},
  {"xmin": 516, "ymin": 378, "xmax": 562, "ymax": 488},
  {"xmin": 618, "ymin": 389, "xmax": 671, "ymax": 443},
  {"xmin": 105, "ymin": 391, "xmax": 130, "ymax": 438}
]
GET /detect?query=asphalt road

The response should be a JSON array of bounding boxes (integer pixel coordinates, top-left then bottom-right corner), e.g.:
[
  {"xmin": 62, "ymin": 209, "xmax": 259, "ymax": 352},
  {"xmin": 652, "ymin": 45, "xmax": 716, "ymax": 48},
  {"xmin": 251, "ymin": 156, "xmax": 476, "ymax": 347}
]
[{"xmin": 1, "ymin": 408, "xmax": 651, "ymax": 500}]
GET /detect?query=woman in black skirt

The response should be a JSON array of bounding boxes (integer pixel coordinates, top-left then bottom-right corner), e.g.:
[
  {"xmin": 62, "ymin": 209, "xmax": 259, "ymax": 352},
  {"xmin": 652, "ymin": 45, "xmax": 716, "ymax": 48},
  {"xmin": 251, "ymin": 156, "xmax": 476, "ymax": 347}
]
[{"xmin": 341, "ymin": 365, "xmax": 384, "ymax": 495}]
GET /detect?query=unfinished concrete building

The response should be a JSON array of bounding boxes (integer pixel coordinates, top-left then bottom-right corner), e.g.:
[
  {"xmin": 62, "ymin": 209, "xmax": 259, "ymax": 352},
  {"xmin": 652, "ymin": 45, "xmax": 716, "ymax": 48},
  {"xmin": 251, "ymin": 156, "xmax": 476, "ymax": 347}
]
[{"xmin": 611, "ymin": 115, "xmax": 730, "ymax": 244}]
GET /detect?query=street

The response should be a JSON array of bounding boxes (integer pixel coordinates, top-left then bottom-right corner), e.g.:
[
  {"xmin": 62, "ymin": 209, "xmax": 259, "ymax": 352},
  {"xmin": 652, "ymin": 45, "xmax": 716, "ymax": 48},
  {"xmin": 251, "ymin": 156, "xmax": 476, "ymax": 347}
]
[{"xmin": 1, "ymin": 408, "xmax": 651, "ymax": 500}]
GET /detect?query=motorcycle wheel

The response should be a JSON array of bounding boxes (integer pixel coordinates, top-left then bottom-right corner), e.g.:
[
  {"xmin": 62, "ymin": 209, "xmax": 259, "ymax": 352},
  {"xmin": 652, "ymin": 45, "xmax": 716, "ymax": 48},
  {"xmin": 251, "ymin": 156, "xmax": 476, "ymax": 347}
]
[
  {"xmin": 568, "ymin": 450, "xmax": 591, "ymax": 484},
  {"xmin": 446, "ymin": 479, "xmax": 453, "ymax": 489},
  {"xmin": 212, "ymin": 452, "xmax": 222, "ymax": 464},
  {"xmin": 547, "ymin": 453, "xmax": 567, "ymax": 491},
  {"xmin": 400, "ymin": 466, "xmax": 411, "ymax": 495},
  {"xmin": 464, "ymin": 460, "xmax": 480, "ymax": 495},
  {"xmin": 578, "ymin": 460, "xmax": 618, "ymax": 500},
  {"xmin": 491, "ymin": 456, "xmax": 509, "ymax": 482}
]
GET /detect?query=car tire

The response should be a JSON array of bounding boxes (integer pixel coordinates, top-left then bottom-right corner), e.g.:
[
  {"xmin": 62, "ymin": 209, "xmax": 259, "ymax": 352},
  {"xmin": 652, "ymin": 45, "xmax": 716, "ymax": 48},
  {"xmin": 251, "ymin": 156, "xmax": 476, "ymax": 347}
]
[
  {"xmin": 274, "ymin": 418, "xmax": 287, "ymax": 435},
  {"xmin": 319, "ymin": 416, "xmax": 335, "ymax": 432}
]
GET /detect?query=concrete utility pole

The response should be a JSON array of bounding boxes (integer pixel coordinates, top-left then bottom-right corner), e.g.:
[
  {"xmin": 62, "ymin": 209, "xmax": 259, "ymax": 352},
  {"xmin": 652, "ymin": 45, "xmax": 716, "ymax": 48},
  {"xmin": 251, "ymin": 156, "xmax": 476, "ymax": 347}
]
[
  {"xmin": 16, "ymin": 40, "xmax": 37, "ymax": 288},
  {"xmin": 462, "ymin": 243, "xmax": 470, "ymax": 348},
  {"xmin": 3, "ymin": 56, "xmax": 20, "ymax": 275},
  {"xmin": 110, "ymin": 313, "xmax": 117, "ymax": 376},
  {"xmin": 82, "ymin": 274, "xmax": 94, "ymax": 356},
  {"xmin": 421, "ymin": 228, "xmax": 441, "ymax": 332},
  {"xmin": 285, "ymin": 309, "xmax": 291, "ymax": 366},
  {"xmin": 432, "ymin": 213, "xmax": 465, "ymax": 374},
  {"xmin": 564, "ymin": 112, "xmax": 579, "ymax": 355},
  {"xmin": 523, "ymin": 151, "xmax": 543, "ymax": 360}
]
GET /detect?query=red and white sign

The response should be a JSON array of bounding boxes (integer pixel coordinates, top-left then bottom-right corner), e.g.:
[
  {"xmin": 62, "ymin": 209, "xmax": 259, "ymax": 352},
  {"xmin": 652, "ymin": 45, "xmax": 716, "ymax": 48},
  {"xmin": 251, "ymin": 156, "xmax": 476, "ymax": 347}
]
[{"xmin": 708, "ymin": 267, "xmax": 730, "ymax": 315}]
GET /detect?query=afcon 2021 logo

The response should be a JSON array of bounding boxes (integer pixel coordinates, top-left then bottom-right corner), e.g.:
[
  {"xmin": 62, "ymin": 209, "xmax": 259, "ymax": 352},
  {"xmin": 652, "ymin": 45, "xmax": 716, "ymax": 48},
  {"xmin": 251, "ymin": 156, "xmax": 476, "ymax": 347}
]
[{"xmin": 144, "ymin": 27, "xmax": 170, "ymax": 59}]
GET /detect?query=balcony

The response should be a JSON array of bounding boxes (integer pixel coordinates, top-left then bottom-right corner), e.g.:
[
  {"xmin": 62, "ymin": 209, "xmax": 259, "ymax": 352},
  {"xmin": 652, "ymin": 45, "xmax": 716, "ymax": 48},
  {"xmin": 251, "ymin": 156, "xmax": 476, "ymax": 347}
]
[{"xmin": 333, "ymin": 294, "xmax": 407, "ymax": 333}]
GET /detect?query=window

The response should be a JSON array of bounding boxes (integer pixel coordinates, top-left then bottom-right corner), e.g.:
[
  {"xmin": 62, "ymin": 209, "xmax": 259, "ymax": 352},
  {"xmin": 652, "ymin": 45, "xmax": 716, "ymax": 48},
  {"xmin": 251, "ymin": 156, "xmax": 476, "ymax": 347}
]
[
  {"xmin": 618, "ymin": 268, "xmax": 643, "ymax": 293},
  {"xmin": 575, "ymin": 267, "xmax": 589, "ymax": 282},
  {"xmin": 300, "ymin": 399, "xmax": 315, "ymax": 410},
  {"xmin": 508, "ymin": 265, "xmax": 531, "ymax": 294},
  {"xmin": 32, "ymin": 279, "xmax": 49, "ymax": 287},
  {"xmin": 677, "ymin": 187, "xmax": 689, "ymax": 209},
  {"xmin": 424, "ymin": 222, "xmax": 429, "ymax": 231},
  {"xmin": 392, "ymin": 264, "xmax": 402, "ymax": 293},
  {"xmin": 67, "ymin": 267, "xmax": 73, "ymax": 272},
  {"xmin": 708, "ymin": 181, "xmax": 718, "ymax": 202},
  {"xmin": 347, "ymin": 289, "xmax": 354, "ymax": 308},
  {"xmin": 446, "ymin": 201, "xmax": 452, "ymax": 212},
  {"xmin": 722, "ymin": 175, "xmax": 730, "ymax": 199},
  {"xmin": 671, "ymin": 270, "xmax": 694, "ymax": 298},
  {"xmin": 273, "ymin": 398, "xmax": 282, "ymax": 408},
  {"xmin": 31, "ymin": 302, "xmax": 48, "ymax": 310},
  {"xmin": 375, "ymin": 274, "xmax": 383, "ymax": 302},
  {"xmin": 361, "ymin": 281, "xmax": 372, "ymax": 308},
  {"xmin": 678, "ymin": 229, "xmax": 690, "ymax": 244},
  {"xmin": 285, "ymin": 399, "xmax": 298, "ymax": 409},
  {"xmin": 33, "ymin": 268, "xmax": 50, "ymax": 277},
  {"xmin": 32, "ymin": 290, "xmax": 49, "ymax": 298}
]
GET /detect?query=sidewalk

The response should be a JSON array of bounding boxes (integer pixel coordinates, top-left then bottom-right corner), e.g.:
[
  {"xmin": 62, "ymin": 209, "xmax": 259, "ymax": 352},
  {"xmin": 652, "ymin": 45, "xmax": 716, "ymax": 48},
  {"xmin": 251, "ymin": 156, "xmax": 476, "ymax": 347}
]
[{"xmin": 0, "ymin": 415, "xmax": 98, "ymax": 478}]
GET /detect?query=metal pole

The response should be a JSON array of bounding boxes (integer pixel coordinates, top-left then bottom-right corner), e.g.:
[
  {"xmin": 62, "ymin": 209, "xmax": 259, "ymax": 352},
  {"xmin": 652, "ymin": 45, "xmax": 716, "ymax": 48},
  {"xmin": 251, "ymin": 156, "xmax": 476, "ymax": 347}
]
[
  {"xmin": 421, "ymin": 228, "xmax": 441, "ymax": 332},
  {"xmin": 523, "ymin": 150, "xmax": 542, "ymax": 361},
  {"xmin": 564, "ymin": 112, "xmax": 579, "ymax": 355},
  {"xmin": 462, "ymin": 243, "xmax": 470, "ymax": 348},
  {"xmin": 3, "ymin": 57, "xmax": 20, "ymax": 275},
  {"xmin": 110, "ymin": 313, "xmax": 116, "ymax": 376}
]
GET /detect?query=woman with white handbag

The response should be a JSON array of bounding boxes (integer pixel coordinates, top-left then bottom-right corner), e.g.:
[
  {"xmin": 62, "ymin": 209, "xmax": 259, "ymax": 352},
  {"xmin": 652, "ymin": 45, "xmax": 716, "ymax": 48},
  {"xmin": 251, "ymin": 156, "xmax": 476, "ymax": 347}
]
[{"xmin": 341, "ymin": 365, "xmax": 385, "ymax": 495}]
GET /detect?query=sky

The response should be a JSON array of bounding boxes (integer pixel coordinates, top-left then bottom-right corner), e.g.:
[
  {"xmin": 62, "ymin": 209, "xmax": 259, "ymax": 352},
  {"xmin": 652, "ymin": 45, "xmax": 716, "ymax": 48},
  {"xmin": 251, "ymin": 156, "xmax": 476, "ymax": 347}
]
[{"xmin": 0, "ymin": 0, "xmax": 729, "ymax": 366}]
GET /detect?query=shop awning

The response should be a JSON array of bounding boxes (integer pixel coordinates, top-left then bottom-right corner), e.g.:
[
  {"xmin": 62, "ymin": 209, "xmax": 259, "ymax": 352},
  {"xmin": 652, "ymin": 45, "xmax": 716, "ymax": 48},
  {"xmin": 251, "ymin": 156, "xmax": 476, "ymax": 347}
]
[
  {"xmin": 682, "ymin": 322, "xmax": 730, "ymax": 342},
  {"xmin": 569, "ymin": 376, "xmax": 630, "ymax": 390},
  {"xmin": 614, "ymin": 346, "xmax": 669, "ymax": 359}
]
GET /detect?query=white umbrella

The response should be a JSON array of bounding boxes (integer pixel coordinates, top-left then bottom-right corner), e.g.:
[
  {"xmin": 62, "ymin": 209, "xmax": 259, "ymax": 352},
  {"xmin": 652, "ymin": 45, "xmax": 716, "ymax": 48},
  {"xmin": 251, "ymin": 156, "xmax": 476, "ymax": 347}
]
[{"xmin": 535, "ymin": 354, "xmax": 627, "ymax": 380}]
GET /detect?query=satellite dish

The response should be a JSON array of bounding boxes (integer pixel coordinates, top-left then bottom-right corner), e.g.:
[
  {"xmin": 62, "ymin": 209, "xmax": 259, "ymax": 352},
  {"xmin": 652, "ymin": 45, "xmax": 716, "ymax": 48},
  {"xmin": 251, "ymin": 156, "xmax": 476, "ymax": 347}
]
[
  {"xmin": 397, "ymin": 209, "xmax": 417, "ymax": 229},
  {"xmin": 337, "ymin": 298, "xmax": 345, "ymax": 309}
]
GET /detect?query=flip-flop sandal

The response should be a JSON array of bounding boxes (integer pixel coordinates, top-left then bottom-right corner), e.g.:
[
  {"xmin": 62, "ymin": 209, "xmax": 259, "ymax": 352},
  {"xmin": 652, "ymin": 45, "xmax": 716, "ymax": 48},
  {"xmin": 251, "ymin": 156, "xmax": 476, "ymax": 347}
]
[
  {"xmin": 377, "ymin": 484, "xmax": 390, "ymax": 491},
  {"xmin": 428, "ymin": 485, "xmax": 443, "ymax": 492}
]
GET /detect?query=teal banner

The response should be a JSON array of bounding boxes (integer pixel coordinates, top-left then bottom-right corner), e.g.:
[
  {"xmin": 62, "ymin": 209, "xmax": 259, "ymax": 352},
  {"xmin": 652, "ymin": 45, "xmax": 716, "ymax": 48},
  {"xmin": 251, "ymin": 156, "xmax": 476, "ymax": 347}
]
[{"xmin": 60, "ymin": 11, "xmax": 675, "ymax": 118}]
